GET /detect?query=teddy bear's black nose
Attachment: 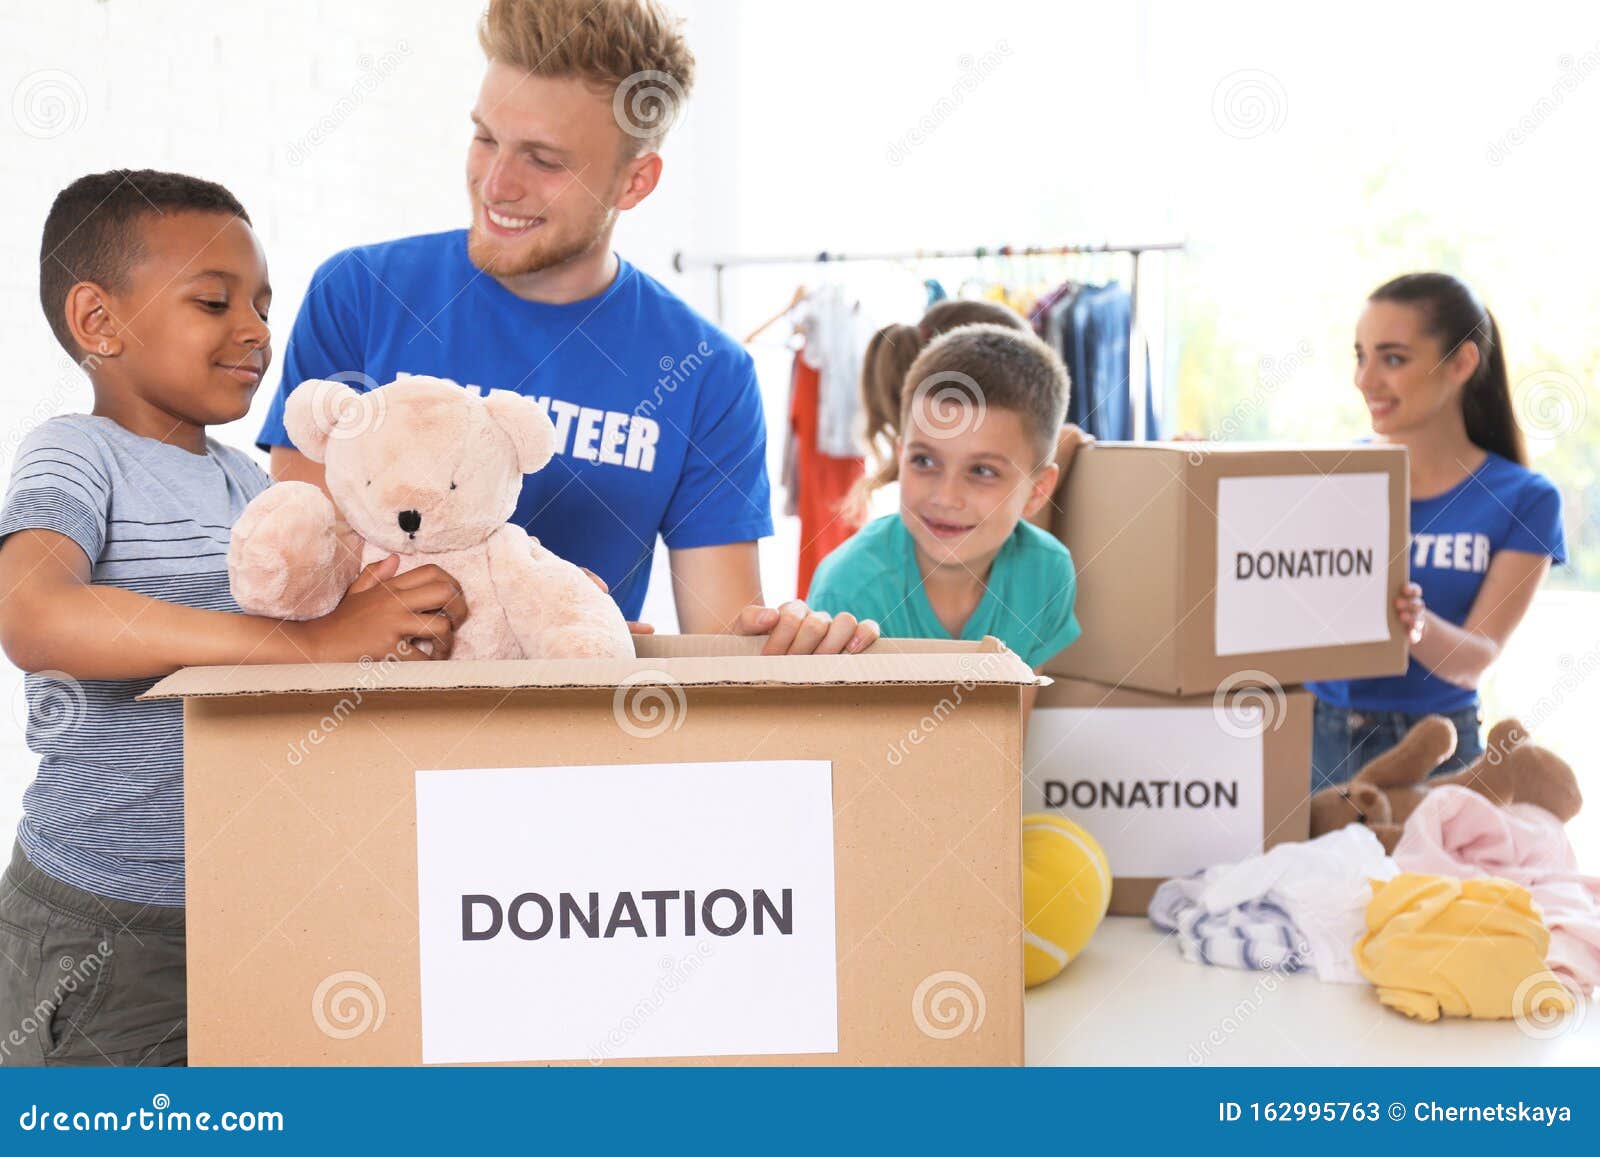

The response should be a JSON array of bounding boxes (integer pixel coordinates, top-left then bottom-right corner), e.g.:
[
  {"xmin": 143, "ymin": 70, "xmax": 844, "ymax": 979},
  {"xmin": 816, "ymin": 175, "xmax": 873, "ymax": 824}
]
[{"xmin": 398, "ymin": 509, "xmax": 422, "ymax": 534}]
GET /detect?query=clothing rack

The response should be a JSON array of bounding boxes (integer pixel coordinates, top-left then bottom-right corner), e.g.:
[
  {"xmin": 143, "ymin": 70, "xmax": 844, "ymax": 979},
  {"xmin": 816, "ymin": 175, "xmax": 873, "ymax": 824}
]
[{"xmin": 671, "ymin": 240, "xmax": 1186, "ymax": 440}]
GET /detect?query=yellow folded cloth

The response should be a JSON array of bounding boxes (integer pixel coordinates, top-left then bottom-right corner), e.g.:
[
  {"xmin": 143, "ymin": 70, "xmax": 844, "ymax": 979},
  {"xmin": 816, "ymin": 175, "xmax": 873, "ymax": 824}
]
[{"xmin": 1354, "ymin": 872, "xmax": 1574, "ymax": 1022}]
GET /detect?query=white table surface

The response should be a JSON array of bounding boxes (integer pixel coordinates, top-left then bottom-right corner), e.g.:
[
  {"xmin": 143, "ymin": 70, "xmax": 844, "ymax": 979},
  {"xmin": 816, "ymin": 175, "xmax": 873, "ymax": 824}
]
[{"xmin": 1025, "ymin": 916, "xmax": 1600, "ymax": 1066}]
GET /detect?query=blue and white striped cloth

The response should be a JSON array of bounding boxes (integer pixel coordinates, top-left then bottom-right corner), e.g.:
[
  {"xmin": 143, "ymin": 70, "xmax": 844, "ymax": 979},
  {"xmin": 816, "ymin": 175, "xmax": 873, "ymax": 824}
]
[
  {"xmin": 1148, "ymin": 826, "xmax": 1399, "ymax": 983},
  {"xmin": 1149, "ymin": 880, "xmax": 1310, "ymax": 973},
  {"xmin": 0, "ymin": 414, "xmax": 269, "ymax": 906}
]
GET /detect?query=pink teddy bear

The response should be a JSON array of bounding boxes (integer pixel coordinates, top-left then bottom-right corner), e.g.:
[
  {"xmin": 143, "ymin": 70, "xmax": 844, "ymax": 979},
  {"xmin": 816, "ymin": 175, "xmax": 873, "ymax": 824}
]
[{"xmin": 228, "ymin": 375, "xmax": 634, "ymax": 660}]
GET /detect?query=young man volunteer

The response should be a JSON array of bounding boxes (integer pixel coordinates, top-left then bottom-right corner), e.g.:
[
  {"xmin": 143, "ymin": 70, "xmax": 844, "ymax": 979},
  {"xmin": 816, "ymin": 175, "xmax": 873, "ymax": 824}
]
[{"xmin": 259, "ymin": 0, "xmax": 876, "ymax": 655}]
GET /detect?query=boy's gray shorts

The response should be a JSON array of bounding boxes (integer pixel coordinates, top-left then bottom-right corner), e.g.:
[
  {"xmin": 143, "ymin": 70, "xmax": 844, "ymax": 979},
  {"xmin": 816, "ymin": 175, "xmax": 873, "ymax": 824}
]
[{"xmin": 0, "ymin": 840, "xmax": 186, "ymax": 1066}]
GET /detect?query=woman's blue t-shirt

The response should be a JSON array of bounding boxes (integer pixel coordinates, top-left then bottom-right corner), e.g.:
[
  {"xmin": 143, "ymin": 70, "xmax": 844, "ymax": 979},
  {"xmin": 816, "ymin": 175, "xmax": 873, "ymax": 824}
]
[{"xmin": 1309, "ymin": 452, "xmax": 1566, "ymax": 714}]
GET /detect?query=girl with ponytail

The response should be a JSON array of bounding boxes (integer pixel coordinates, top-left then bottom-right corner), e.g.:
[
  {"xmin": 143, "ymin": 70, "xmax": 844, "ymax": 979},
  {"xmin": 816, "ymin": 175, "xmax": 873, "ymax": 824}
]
[
  {"xmin": 1307, "ymin": 273, "xmax": 1567, "ymax": 787},
  {"xmin": 857, "ymin": 299, "xmax": 1033, "ymax": 509}
]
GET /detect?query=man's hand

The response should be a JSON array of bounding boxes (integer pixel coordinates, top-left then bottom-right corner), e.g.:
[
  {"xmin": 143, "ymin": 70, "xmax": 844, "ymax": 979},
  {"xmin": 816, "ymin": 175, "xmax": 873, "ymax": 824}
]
[
  {"xmin": 734, "ymin": 601, "xmax": 880, "ymax": 655},
  {"xmin": 1055, "ymin": 423, "xmax": 1095, "ymax": 475},
  {"xmin": 289, "ymin": 555, "xmax": 468, "ymax": 662}
]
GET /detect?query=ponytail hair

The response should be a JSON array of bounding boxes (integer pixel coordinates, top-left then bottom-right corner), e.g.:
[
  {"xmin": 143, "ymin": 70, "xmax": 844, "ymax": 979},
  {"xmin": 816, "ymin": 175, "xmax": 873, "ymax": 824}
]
[
  {"xmin": 860, "ymin": 323, "xmax": 923, "ymax": 466},
  {"xmin": 1368, "ymin": 272, "xmax": 1526, "ymax": 465}
]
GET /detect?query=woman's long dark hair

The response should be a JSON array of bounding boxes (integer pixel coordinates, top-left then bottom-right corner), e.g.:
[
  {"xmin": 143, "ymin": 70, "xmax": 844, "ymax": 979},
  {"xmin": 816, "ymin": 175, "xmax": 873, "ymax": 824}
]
[{"xmin": 1368, "ymin": 272, "xmax": 1526, "ymax": 465}]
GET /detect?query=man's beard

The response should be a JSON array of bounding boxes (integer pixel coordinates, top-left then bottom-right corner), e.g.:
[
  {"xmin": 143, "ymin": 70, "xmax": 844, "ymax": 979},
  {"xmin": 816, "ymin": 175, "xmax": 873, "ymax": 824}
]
[{"xmin": 466, "ymin": 203, "xmax": 616, "ymax": 278}]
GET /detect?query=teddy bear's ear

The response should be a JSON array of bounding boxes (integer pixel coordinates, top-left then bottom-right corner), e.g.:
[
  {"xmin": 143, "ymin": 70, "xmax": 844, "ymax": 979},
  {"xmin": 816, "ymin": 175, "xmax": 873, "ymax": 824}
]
[
  {"xmin": 284, "ymin": 378, "xmax": 369, "ymax": 464},
  {"xmin": 483, "ymin": 389, "xmax": 557, "ymax": 474}
]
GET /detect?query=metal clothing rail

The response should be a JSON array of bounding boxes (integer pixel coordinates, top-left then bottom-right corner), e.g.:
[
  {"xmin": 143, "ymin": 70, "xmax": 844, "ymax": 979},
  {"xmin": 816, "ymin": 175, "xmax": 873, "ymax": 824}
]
[{"xmin": 670, "ymin": 240, "xmax": 1186, "ymax": 440}]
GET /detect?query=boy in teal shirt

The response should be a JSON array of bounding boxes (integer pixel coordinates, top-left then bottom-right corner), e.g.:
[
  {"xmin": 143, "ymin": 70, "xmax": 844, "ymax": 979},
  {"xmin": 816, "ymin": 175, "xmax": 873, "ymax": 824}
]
[{"xmin": 809, "ymin": 324, "xmax": 1081, "ymax": 702}]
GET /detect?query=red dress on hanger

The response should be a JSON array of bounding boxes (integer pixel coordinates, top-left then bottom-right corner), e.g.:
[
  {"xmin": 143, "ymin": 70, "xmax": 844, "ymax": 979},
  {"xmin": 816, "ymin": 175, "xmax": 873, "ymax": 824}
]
[{"xmin": 789, "ymin": 351, "xmax": 865, "ymax": 598}]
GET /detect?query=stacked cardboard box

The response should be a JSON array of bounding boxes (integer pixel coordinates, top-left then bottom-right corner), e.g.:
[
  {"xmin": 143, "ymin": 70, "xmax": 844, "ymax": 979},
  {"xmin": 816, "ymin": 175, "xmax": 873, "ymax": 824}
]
[{"xmin": 1025, "ymin": 442, "xmax": 1410, "ymax": 913}]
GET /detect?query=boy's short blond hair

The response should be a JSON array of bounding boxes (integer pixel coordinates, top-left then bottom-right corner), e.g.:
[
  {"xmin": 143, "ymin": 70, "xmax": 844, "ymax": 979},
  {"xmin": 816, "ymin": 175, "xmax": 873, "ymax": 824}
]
[{"xmin": 478, "ymin": 0, "xmax": 695, "ymax": 153}]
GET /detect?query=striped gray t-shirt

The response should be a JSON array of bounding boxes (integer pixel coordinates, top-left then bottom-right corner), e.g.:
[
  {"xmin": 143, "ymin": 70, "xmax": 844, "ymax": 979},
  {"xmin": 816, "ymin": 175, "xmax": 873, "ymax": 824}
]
[{"xmin": 0, "ymin": 414, "xmax": 270, "ymax": 906}]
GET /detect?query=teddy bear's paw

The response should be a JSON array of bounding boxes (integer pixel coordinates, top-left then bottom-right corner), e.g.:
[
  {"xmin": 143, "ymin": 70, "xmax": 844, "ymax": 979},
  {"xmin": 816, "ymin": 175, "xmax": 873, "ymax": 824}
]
[
  {"xmin": 229, "ymin": 482, "xmax": 349, "ymax": 619},
  {"xmin": 525, "ymin": 625, "xmax": 634, "ymax": 661}
]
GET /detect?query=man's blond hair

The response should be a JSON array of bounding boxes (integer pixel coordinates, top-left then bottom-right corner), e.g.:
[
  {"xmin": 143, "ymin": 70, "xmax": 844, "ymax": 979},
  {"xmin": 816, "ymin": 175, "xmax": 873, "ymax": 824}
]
[{"xmin": 478, "ymin": 0, "xmax": 695, "ymax": 153}]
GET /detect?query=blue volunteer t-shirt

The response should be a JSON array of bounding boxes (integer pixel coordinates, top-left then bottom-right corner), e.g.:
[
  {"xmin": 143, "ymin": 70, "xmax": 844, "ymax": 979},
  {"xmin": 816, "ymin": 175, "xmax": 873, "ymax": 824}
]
[
  {"xmin": 256, "ymin": 230, "xmax": 772, "ymax": 620},
  {"xmin": 1310, "ymin": 452, "xmax": 1566, "ymax": 714}
]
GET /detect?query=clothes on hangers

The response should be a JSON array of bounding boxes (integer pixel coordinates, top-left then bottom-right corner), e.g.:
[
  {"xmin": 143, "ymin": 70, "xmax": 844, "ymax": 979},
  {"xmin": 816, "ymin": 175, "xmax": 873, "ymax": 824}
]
[
  {"xmin": 786, "ymin": 348, "xmax": 865, "ymax": 598},
  {"xmin": 1395, "ymin": 785, "xmax": 1600, "ymax": 997},
  {"xmin": 792, "ymin": 283, "xmax": 871, "ymax": 459},
  {"xmin": 982, "ymin": 281, "xmax": 1037, "ymax": 319},
  {"xmin": 1033, "ymin": 279, "xmax": 1158, "ymax": 441},
  {"xmin": 1029, "ymin": 278, "xmax": 1079, "ymax": 354}
]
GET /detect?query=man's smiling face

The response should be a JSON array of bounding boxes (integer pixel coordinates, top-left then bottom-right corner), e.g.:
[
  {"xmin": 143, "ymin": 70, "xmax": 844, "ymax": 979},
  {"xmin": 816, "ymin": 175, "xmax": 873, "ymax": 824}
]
[{"xmin": 465, "ymin": 62, "xmax": 632, "ymax": 279}]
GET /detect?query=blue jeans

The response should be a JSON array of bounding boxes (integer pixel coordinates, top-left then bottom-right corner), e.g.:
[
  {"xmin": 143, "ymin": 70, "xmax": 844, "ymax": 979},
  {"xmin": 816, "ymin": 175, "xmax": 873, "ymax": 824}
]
[{"xmin": 1310, "ymin": 700, "xmax": 1484, "ymax": 792}]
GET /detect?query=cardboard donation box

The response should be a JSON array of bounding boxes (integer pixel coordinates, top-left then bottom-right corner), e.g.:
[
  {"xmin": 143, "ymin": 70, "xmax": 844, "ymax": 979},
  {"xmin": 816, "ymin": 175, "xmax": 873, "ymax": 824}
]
[
  {"xmin": 1022, "ymin": 677, "xmax": 1312, "ymax": 915},
  {"xmin": 1044, "ymin": 443, "xmax": 1410, "ymax": 695},
  {"xmin": 142, "ymin": 636, "xmax": 1037, "ymax": 1067}
]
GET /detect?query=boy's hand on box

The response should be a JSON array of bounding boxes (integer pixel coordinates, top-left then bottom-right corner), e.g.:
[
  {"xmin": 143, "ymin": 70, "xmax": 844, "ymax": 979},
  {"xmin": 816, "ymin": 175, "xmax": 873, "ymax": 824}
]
[
  {"xmin": 289, "ymin": 555, "xmax": 469, "ymax": 662},
  {"xmin": 736, "ymin": 601, "xmax": 880, "ymax": 655}
]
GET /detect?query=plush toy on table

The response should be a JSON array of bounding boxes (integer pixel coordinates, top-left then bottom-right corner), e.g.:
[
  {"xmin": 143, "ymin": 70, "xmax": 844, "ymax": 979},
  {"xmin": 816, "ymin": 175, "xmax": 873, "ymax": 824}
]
[
  {"xmin": 228, "ymin": 375, "xmax": 634, "ymax": 661},
  {"xmin": 1308, "ymin": 716, "xmax": 1582, "ymax": 853}
]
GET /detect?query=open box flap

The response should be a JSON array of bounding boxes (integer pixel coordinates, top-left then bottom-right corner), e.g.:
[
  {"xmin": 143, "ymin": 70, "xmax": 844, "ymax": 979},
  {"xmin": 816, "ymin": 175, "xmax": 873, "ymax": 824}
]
[{"xmin": 139, "ymin": 635, "xmax": 1041, "ymax": 700}]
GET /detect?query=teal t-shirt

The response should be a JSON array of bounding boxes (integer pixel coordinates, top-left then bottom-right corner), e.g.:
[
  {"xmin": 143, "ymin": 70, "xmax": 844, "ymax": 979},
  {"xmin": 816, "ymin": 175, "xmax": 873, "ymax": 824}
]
[{"xmin": 808, "ymin": 514, "xmax": 1082, "ymax": 668}]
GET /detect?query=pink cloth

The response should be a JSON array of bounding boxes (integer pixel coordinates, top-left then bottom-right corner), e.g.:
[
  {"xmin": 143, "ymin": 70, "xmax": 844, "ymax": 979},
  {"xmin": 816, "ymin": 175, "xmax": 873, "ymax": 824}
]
[{"xmin": 1395, "ymin": 785, "xmax": 1600, "ymax": 997}]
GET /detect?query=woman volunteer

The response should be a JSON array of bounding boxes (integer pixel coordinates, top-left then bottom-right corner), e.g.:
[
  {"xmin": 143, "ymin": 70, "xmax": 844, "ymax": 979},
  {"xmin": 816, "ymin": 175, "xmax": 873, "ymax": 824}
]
[{"xmin": 1307, "ymin": 272, "xmax": 1567, "ymax": 788}]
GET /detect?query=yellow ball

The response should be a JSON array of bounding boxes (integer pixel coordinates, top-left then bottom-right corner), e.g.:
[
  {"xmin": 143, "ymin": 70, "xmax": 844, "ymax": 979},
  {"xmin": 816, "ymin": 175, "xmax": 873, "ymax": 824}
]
[{"xmin": 1022, "ymin": 813, "xmax": 1111, "ymax": 987}]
